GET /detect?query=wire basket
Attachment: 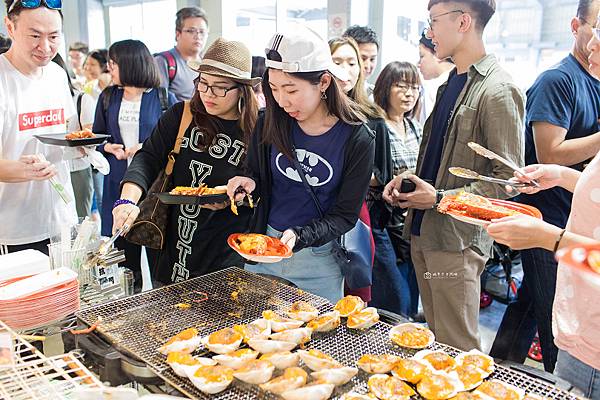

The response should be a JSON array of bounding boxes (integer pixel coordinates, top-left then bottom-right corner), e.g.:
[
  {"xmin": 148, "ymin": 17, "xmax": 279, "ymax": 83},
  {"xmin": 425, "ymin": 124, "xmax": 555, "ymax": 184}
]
[{"xmin": 47, "ymin": 241, "xmax": 93, "ymax": 286}]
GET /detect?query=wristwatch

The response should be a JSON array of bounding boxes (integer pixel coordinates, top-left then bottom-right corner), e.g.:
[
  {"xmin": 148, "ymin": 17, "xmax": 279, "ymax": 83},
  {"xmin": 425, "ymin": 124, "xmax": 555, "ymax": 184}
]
[{"xmin": 434, "ymin": 189, "xmax": 445, "ymax": 207}]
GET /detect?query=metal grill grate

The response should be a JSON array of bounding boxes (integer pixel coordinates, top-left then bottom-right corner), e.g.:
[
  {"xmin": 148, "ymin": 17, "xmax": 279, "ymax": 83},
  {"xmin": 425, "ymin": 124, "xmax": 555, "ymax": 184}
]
[{"xmin": 76, "ymin": 267, "xmax": 577, "ymax": 400}]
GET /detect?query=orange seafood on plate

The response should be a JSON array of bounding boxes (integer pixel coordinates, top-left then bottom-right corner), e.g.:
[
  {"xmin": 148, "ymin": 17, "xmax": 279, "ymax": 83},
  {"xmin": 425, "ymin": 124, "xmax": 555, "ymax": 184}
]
[
  {"xmin": 450, "ymin": 362, "xmax": 486, "ymax": 391},
  {"xmin": 65, "ymin": 129, "xmax": 95, "ymax": 140},
  {"xmin": 334, "ymin": 295, "xmax": 365, "ymax": 317},
  {"xmin": 228, "ymin": 233, "xmax": 292, "ymax": 263},
  {"xmin": 473, "ymin": 379, "xmax": 525, "ymax": 400},
  {"xmin": 166, "ymin": 351, "xmax": 216, "ymax": 377},
  {"xmin": 368, "ymin": 374, "xmax": 416, "ymax": 399},
  {"xmin": 416, "ymin": 370, "xmax": 463, "ymax": 400},
  {"xmin": 169, "ymin": 184, "xmax": 227, "ymax": 196},
  {"xmin": 347, "ymin": 307, "xmax": 379, "ymax": 330},
  {"xmin": 259, "ymin": 366, "xmax": 308, "ymax": 394},
  {"xmin": 307, "ymin": 311, "xmax": 341, "ymax": 332},
  {"xmin": 437, "ymin": 192, "xmax": 542, "ymax": 226},
  {"xmin": 389, "ymin": 323, "xmax": 435, "ymax": 349},
  {"xmin": 557, "ymin": 244, "xmax": 600, "ymax": 278},
  {"xmin": 158, "ymin": 327, "xmax": 202, "ymax": 355},
  {"xmin": 415, "ymin": 350, "xmax": 457, "ymax": 372},
  {"xmin": 356, "ymin": 353, "xmax": 401, "ymax": 374},
  {"xmin": 391, "ymin": 358, "xmax": 431, "ymax": 384},
  {"xmin": 188, "ymin": 364, "xmax": 234, "ymax": 394}
]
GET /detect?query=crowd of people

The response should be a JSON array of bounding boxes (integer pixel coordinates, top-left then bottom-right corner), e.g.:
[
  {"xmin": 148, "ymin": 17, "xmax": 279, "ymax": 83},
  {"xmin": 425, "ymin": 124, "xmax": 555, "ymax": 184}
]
[{"xmin": 1, "ymin": 0, "xmax": 600, "ymax": 397}]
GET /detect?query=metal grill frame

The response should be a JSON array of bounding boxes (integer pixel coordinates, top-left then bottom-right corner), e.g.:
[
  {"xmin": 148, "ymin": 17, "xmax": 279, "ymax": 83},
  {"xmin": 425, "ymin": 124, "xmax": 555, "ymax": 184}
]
[{"xmin": 76, "ymin": 267, "xmax": 578, "ymax": 400}]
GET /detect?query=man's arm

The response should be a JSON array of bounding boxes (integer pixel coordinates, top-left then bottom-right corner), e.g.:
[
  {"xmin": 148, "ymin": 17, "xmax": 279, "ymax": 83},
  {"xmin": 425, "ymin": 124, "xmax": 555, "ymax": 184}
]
[{"xmin": 533, "ymin": 121, "xmax": 600, "ymax": 166}]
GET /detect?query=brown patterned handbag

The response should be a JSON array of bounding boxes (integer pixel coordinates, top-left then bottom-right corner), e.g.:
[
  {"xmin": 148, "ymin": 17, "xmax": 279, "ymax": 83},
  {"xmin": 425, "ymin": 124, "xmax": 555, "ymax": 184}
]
[{"xmin": 124, "ymin": 101, "xmax": 192, "ymax": 249}]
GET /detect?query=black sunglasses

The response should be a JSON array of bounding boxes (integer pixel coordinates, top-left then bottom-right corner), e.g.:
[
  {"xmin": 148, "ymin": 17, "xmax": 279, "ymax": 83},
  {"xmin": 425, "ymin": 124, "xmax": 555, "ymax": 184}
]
[{"xmin": 8, "ymin": 0, "xmax": 62, "ymax": 14}]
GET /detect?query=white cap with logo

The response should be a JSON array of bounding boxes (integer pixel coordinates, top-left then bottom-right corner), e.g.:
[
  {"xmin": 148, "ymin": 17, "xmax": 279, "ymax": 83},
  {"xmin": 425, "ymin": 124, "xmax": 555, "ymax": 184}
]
[{"xmin": 264, "ymin": 23, "xmax": 350, "ymax": 82}]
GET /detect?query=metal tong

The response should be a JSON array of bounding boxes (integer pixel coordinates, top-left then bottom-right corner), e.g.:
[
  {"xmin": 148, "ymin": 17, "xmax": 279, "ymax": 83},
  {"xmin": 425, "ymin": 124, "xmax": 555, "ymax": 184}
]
[
  {"xmin": 449, "ymin": 167, "xmax": 532, "ymax": 188},
  {"xmin": 467, "ymin": 142, "xmax": 540, "ymax": 187}
]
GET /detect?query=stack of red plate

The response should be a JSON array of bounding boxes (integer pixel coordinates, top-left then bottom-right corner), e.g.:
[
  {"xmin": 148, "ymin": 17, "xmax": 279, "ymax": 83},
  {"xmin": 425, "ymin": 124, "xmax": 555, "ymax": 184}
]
[{"xmin": 0, "ymin": 268, "xmax": 80, "ymax": 330}]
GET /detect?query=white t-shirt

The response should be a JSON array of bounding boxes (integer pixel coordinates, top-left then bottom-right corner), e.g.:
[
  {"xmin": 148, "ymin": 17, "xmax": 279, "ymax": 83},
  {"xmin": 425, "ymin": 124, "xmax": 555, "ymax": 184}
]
[
  {"xmin": 118, "ymin": 98, "xmax": 141, "ymax": 165},
  {"xmin": 0, "ymin": 55, "xmax": 77, "ymax": 245},
  {"xmin": 68, "ymin": 92, "xmax": 96, "ymax": 172}
]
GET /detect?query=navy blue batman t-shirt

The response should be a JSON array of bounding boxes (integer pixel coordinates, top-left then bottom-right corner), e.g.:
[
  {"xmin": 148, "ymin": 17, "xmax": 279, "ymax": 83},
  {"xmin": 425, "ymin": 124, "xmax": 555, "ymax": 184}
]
[{"xmin": 268, "ymin": 120, "xmax": 351, "ymax": 231}]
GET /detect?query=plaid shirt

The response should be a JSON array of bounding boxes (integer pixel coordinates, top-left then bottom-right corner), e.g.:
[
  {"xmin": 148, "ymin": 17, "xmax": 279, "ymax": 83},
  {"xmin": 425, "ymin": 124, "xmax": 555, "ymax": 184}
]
[{"xmin": 388, "ymin": 118, "xmax": 422, "ymax": 175}]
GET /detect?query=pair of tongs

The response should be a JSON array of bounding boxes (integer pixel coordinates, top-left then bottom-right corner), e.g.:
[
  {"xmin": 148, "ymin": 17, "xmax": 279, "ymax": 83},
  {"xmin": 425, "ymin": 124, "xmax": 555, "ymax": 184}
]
[
  {"xmin": 466, "ymin": 142, "xmax": 540, "ymax": 187},
  {"xmin": 449, "ymin": 167, "xmax": 531, "ymax": 188}
]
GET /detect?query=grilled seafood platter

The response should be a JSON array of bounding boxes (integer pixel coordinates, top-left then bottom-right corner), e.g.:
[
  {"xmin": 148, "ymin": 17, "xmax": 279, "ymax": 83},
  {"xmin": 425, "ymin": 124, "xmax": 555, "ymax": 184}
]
[
  {"xmin": 437, "ymin": 192, "xmax": 541, "ymax": 225},
  {"xmin": 65, "ymin": 129, "xmax": 95, "ymax": 139},
  {"xmin": 391, "ymin": 357, "xmax": 431, "ymax": 384},
  {"xmin": 356, "ymin": 353, "xmax": 402, "ymax": 374},
  {"xmin": 287, "ymin": 300, "xmax": 319, "ymax": 322},
  {"xmin": 307, "ymin": 310, "xmax": 341, "ymax": 332},
  {"xmin": 262, "ymin": 310, "xmax": 304, "ymax": 332},
  {"xmin": 298, "ymin": 349, "xmax": 343, "ymax": 371},
  {"xmin": 158, "ymin": 327, "xmax": 202, "ymax": 355},
  {"xmin": 347, "ymin": 307, "xmax": 380, "ymax": 330},
  {"xmin": 367, "ymin": 373, "xmax": 417, "ymax": 399},
  {"xmin": 310, "ymin": 366, "xmax": 359, "ymax": 386},
  {"xmin": 247, "ymin": 338, "xmax": 297, "ymax": 353},
  {"xmin": 166, "ymin": 351, "xmax": 216, "ymax": 377},
  {"xmin": 170, "ymin": 184, "xmax": 227, "ymax": 196},
  {"xmin": 228, "ymin": 233, "xmax": 292, "ymax": 262},
  {"xmin": 188, "ymin": 364, "xmax": 234, "ymax": 394},
  {"xmin": 259, "ymin": 366, "xmax": 308, "ymax": 394},
  {"xmin": 473, "ymin": 379, "xmax": 525, "ymax": 400},
  {"xmin": 334, "ymin": 295, "xmax": 366, "ymax": 317},
  {"xmin": 269, "ymin": 327, "xmax": 313, "ymax": 345},
  {"xmin": 455, "ymin": 349, "xmax": 495, "ymax": 377},
  {"xmin": 415, "ymin": 350, "xmax": 457, "ymax": 372},
  {"xmin": 232, "ymin": 359, "xmax": 275, "ymax": 384},
  {"xmin": 259, "ymin": 351, "xmax": 300, "ymax": 369},
  {"xmin": 450, "ymin": 362, "xmax": 486, "ymax": 391},
  {"xmin": 281, "ymin": 381, "xmax": 336, "ymax": 400},
  {"xmin": 212, "ymin": 348, "xmax": 258, "ymax": 369},
  {"xmin": 201, "ymin": 327, "xmax": 243, "ymax": 354},
  {"xmin": 389, "ymin": 323, "xmax": 435, "ymax": 349},
  {"xmin": 233, "ymin": 318, "xmax": 271, "ymax": 343},
  {"xmin": 416, "ymin": 370, "xmax": 464, "ymax": 400}
]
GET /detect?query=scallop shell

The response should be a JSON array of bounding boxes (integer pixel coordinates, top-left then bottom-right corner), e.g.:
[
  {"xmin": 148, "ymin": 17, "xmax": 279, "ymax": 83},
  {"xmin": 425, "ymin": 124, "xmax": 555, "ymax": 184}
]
[
  {"xmin": 310, "ymin": 366, "xmax": 358, "ymax": 386},
  {"xmin": 262, "ymin": 310, "xmax": 305, "ymax": 332},
  {"xmin": 334, "ymin": 295, "xmax": 365, "ymax": 317},
  {"xmin": 473, "ymin": 379, "xmax": 525, "ymax": 400},
  {"xmin": 367, "ymin": 374, "xmax": 416, "ymax": 399},
  {"xmin": 247, "ymin": 338, "xmax": 297, "ymax": 353},
  {"xmin": 389, "ymin": 323, "xmax": 435, "ymax": 349},
  {"xmin": 259, "ymin": 367, "xmax": 308, "ymax": 395},
  {"xmin": 307, "ymin": 311, "xmax": 341, "ymax": 332},
  {"xmin": 166, "ymin": 352, "xmax": 216, "ymax": 377},
  {"xmin": 455, "ymin": 349, "xmax": 495, "ymax": 377},
  {"xmin": 260, "ymin": 351, "xmax": 300, "ymax": 369},
  {"xmin": 347, "ymin": 307, "xmax": 379, "ymax": 330},
  {"xmin": 297, "ymin": 349, "xmax": 342, "ymax": 371},
  {"xmin": 339, "ymin": 393, "xmax": 378, "ymax": 400},
  {"xmin": 449, "ymin": 363, "xmax": 486, "ymax": 391},
  {"xmin": 416, "ymin": 370, "xmax": 463, "ymax": 400},
  {"xmin": 188, "ymin": 365, "xmax": 234, "ymax": 394},
  {"xmin": 201, "ymin": 328, "xmax": 243, "ymax": 355},
  {"xmin": 269, "ymin": 327, "xmax": 313, "ymax": 345},
  {"xmin": 391, "ymin": 357, "xmax": 430, "ymax": 384},
  {"xmin": 233, "ymin": 318, "xmax": 271, "ymax": 343},
  {"xmin": 232, "ymin": 359, "xmax": 275, "ymax": 384},
  {"xmin": 281, "ymin": 382, "xmax": 336, "ymax": 400},
  {"xmin": 212, "ymin": 348, "xmax": 259, "ymax": 369},
  {"xmin": 287, "ymin": 301, "xmax": 319, "ymax": 322},
  {"xmin": 158, "ymin": 328, "xmax": 202, "ymax": 355},
  {"xmin": 356, "ymin": 354, "xmax": 402, "ymax": 374},
  {"xmin": 414, "ymin": 349, "xmax": 457, "ymax": 372}
]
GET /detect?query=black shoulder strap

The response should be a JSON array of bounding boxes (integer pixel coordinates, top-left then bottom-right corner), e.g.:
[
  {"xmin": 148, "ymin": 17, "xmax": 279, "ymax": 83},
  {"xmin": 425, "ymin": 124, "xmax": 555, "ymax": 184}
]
[
  {"xmin": 290, "ymin": 149, "xmax": 324, "ymax": 218},
  {"xmin": 157, "ymin": 86, "xmax": 169, "ymax": 112},
  {"xmin": 76, "ymin": 92, "xmax": 84, "ymax": 130},
  {"xmin": 102, "ymin": 86, "xmax": 113, "ymax": 115}
]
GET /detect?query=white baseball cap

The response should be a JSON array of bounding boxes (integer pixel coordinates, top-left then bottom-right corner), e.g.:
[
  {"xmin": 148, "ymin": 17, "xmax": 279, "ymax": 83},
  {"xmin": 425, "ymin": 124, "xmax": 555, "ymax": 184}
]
[{"xmin": 265, "ymin": 23, "xmax": 350, "ymax": 82}]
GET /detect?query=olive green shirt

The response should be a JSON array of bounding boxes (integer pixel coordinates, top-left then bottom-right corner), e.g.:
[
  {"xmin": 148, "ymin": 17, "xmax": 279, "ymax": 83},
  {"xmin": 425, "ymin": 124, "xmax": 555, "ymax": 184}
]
[{"xmin": 404, "ymin": 54, "xmax": 525, "ymax": 256}]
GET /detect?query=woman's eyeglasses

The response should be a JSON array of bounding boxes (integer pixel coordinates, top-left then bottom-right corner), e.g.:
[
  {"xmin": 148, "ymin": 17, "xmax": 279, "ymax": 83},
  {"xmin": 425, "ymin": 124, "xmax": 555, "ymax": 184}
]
[
  {"xmin": 197, "ymin": 82, "xmax": 239, "ymax": 97},
  {"xmin": 8, "ymin": 0, "xmax": 61, "ymax": 14}
]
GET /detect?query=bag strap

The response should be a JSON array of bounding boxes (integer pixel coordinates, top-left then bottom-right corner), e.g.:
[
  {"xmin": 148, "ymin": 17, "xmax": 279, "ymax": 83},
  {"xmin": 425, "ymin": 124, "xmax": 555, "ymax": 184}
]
[
  {"xmin": 165, "ymin": 101, "xmax": 192, "ymax": 175},
  {"xmin": 76, "ymin": 92, "xmax": 84, "ymax": 130},
  {"xmin": 156, "ymin": 50, "xmax": 177, "ymax": 83},
  {"xmin": 290, "ymin": 149, "xmax": 325, "ymax": 218},
  {"xmin": 157, "ymin": 87, "xmax": 169, "ymax": 112}
]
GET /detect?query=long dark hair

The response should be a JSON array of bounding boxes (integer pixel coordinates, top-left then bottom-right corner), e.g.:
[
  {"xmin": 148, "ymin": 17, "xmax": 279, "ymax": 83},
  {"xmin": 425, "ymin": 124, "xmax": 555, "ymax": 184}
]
[
  {"xmin": 108, "ymin": 40, "xmax": 160, "ymax": 89},
  {"xmin": 189, "ymin": 74, "xmax": 259, "ymax": 151},
  {"xmin": 262, "ymin": 50, "xmax": 366, "ymax": 160},
  {"xmin": 373, "ymin": 61, "xmax": 422, "ymax": 120}
]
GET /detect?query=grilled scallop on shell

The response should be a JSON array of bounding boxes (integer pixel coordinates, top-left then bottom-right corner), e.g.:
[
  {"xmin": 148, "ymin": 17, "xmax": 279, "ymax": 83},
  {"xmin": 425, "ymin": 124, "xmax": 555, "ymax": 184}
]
[
  {"xmin": 334, "ymin": 295, "xmax": 365, "ymax": 317},
  {"xmin": 232, "ymin": 359, "xmax": 275, "ymax": 384},
  {"xmin": 298, "ymin": 349, "xmax": 343, "ymax": 371},
  {"xmin": 259, "ymin": 351, "xmax": 300, "ymax": 369},
  {"xmin": 391, "ymin": 357, "xmax": 431, "ymax": 384},
  {"xmin": 158, "ymin": 327, "xmax": 202, "ymax": 355},
  {"xmin": 187, "ymin": 364, "xmax": 234, "ymax": 394},
  {"xmin": 262, "ymin": 310, "xmax": 305, "ymax": 332},
  {"xmin": 287, "ymin": 300, "xmax": 319, "ymax": 322},
  {"xmin": 212, "ymin": 348, "xmax": 258, "ymax": 369},
  {"xmin": 259, "ymin": 366, "xmax": 308, "ymax": 394},
  {"xmin": 347, "ymin": 307, "xmax": 380, "ymax": 330},
  {"xmin": 233, "ymin": 318, "xmax": 271, "ymax": 343},
  {"xmin": 166, "ymin": 352, "xmax": 216, "ymax": 377},
  {"xmin": 367, "ymin": 373, "xmax": 416, "ymax": 399},
  {"xmin": 281, "ymin": 381, "xmax": 336, "ymax": 400},
  {"xmin": 202, "ymin": 327, "xmax": 243, "ymax": 355},
  {"xmin": 310, "ymin": 366, "xmax": 359, "ymax": 386},
  {"xmin": 455, "ymin": 349, "xmax": 495, "ymax": 377},
  {"xmin": 247, "ymin": 338, "xmax": 297, "ymax": 353},
  {"xmin": 356, "ymin": 353, "xmax": 402, "ymax": 374},
  {"xmin": 306, "ymin": 311, "xmax": 341, "ymax": 332},
  {"xmin": 473, "ymin": 379, "xmax": 525, "ymax": 400},
  {"xmin": 414, "ymin": 349, "xmax": 457, "ymax": 372},
  {"xmin": 416, "ymin": 370, "xmax": 463, "ymax": 400},
  {"xmin": 269, "ymin": 327, "xmax": 313, "ymax": 345}
]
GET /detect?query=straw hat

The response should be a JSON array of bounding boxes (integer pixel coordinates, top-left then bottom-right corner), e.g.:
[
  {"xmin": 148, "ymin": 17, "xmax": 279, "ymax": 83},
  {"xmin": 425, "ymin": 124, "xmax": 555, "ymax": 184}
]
[{"xmin": 188, "ymin": 38, "xmax": 261, "ymax": 86}]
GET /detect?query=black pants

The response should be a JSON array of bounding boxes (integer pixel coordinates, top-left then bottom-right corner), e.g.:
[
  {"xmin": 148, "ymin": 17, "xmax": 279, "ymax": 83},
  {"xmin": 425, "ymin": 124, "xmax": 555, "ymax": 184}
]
[
  {"xmin": 489, "ymin": 247, "xmax": 559, "ymax": 372},
  {"xmin": 5, "ymin": 239, "xmax": 51, "ymax": 255},
  {"xmin": 114, "ymin": 237, "xmax": 159, "ymax": 292}
]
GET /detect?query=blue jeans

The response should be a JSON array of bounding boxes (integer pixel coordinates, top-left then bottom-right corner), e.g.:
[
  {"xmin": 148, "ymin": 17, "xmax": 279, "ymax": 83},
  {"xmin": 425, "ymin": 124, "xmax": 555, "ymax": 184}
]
[
  {"xmin": 245, "ymin": 225, "xmax": 344, "ymax": 304},
  {"xmin": 489, "ymin": 247, "xmax": 558, "ymax": 372},
  {"xmin": 370, "ymin": 228, "xmax": 419, "ymax": 318},
  {"xmin": 555, "ymin": 350, "xmax": 600, "ymax": 399}
]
